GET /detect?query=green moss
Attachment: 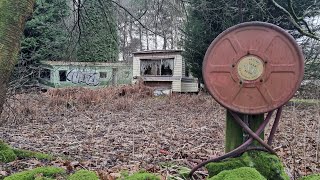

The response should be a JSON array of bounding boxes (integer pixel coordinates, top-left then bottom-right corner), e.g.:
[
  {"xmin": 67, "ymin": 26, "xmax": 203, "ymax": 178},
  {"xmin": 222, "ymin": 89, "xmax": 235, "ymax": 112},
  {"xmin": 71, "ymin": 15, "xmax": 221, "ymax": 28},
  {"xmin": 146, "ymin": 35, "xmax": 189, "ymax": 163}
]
[
  {"xmin": 206, "ymin": 153, "xmax": 252, "ymax": 177},
  {"xmin": 178, "ymin": 167, "xmax": 191, "ymax": 179},
  {"xmin": 34, "ymin": 177, "xmax": 55, "ymax": 180},
  {"xmin": 13, "ymin": 149, "xmax": 54, "ymax": 160},
  {"xmin": 299, "ymin": 174, "xmax": 320, "ymax": 180},
  {"xmin": 248, "ymin": 151, "xmax": 289, "ymax": 180},
  {"xmin": 120, "ymin": 172, "xmax": 160, "ymax": 180},
  {"xmin": 0, "ymin": 149, "xmax": 17, "ymax": 163},
  {"xmin": 0, "ymin": 140, "xmax": 53, "ymax": 163},
  {"xmin": 0, "ymin": 140, "xmax": 10, "ymax": 150},
  {"xmin": 206, "ymin": 151, "xmax": 289, "ymax": 180},
  {"xmin": 68, "ymin": 170, "xmax": 99, "ymax": 180},
  {"xmin": 209, "ymin": 167, "xmax": 266, "ymax": 180},
  {"xmin": 0, "ymin": 141, "xmax": 17, "ymax": 163},
  {"xmin": 4, "ymin": 166, "xmax": 66, "ymax": 180}
]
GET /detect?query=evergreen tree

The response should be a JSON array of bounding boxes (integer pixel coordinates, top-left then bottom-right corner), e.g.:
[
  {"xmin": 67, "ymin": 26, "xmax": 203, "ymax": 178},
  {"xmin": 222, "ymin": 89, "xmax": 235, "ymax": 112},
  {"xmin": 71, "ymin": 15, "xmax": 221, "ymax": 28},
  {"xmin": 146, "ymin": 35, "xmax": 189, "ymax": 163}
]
[
  {"xmin": 21, "ymin": 0, "xmax": 69, "ymax": 63},
  {"xmin": 77, "ymin": 0, "xmax": 119, "ymax": 62},
  {"xmin": 9, "ymin": 0, "xmax": 69, "ymax": 90}
]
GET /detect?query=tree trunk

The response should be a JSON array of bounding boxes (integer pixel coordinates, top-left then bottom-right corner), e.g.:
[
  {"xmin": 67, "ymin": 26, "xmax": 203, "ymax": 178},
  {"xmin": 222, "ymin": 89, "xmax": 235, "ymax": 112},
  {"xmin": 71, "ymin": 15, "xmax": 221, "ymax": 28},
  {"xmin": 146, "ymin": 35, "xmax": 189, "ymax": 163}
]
[
  {"xmin": 0, "ymin": 0, "xmax": 35, "ymax": 115},
  {"xmin": 139, "ymin": 26, "xmax": 143, "ymax": 51},
  {"xmin": 162, "ymin": 33, "xmax": 167, "ymax": 50},
  {"xmin": 146, "ymin": 29, "xmax": 149, "ymax": 50}
]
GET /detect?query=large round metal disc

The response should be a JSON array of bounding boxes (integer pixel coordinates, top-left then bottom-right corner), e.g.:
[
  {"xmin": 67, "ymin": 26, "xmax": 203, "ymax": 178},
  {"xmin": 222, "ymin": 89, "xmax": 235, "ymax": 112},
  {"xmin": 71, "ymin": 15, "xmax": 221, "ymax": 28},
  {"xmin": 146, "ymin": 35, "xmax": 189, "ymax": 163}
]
[{"xmin": 203, "ymin": 22, "xmax": 304, "ymax": 114}]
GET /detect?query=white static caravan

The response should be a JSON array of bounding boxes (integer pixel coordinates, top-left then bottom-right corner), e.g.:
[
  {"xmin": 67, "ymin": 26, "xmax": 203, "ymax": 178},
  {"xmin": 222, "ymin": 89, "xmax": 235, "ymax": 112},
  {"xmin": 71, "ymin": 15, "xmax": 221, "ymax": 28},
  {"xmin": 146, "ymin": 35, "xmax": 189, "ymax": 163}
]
[{"xmin": 132, "ymin": 50, "xmax": 198, "ymax": 93}]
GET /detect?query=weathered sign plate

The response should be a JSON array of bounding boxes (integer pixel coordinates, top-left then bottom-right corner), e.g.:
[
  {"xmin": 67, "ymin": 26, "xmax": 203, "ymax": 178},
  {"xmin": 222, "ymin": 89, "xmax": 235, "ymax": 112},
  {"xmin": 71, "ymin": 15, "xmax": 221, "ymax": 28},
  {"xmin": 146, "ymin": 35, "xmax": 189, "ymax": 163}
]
[{"xmin": 203, "ymin": 22, "xmax": 304, "ymax": 114}]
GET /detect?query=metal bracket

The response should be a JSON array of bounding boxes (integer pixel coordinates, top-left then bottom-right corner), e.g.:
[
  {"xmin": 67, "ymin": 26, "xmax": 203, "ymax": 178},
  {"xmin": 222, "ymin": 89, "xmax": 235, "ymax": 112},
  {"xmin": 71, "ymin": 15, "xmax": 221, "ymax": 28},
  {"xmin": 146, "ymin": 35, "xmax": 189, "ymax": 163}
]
[{"xmin": 188, "ymin": 107, "xmax": 283, "ymax": 178}]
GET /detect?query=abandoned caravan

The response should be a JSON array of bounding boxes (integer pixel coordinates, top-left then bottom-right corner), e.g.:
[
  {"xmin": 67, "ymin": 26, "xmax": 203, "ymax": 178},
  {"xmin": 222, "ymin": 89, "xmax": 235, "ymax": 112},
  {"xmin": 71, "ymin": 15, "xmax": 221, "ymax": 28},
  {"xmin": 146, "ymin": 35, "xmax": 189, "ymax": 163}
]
[
  {"xmin": 38, "ymin": 61, "xmax": 132, "ymax": 88},
  {"xmin": 132, "ymin": 50, "xmax": 198, "ymax": 94}
]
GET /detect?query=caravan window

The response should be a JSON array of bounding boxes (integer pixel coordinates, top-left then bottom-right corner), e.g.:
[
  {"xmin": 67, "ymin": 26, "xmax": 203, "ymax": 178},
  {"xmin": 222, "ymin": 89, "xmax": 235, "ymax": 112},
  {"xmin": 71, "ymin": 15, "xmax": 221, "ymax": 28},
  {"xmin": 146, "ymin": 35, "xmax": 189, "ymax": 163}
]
[
  {"xmin": 59, "ymin": 70, "xmax": 67, "ymax": 82},
  {"xmin": 40, "ymin": 68, "xmax": 51, "ymax": 80},
  {"xmin": 140, "ymin": 58, "xmax": 174, "ymax": 76}
]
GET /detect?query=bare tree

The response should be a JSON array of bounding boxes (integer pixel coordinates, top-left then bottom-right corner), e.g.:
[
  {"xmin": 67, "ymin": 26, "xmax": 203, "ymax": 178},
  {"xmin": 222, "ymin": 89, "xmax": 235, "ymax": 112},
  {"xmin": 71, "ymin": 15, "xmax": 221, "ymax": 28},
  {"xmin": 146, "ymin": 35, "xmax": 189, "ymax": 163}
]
[
  {"xmin": 113, "ymin": 0, "xmax": 186, "ymax": 61},
  {"xmin": 270, "ymin": 0, "xmax": 320, "ymax": 40}
]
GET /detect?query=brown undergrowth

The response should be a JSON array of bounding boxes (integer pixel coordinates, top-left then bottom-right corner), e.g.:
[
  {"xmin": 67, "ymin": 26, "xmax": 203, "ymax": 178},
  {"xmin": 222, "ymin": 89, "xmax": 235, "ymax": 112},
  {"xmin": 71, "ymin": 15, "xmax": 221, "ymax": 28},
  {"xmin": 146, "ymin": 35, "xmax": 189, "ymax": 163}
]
[{"xmin": 0, "ymin": 84, "xmax": 319, "ymax": 179}]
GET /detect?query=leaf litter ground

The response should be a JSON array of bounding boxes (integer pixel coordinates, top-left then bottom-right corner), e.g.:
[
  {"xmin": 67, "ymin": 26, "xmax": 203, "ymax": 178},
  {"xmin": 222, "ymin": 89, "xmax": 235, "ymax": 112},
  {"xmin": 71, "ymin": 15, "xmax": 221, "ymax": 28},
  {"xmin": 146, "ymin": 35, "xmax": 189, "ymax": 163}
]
[{"xmin": 0, "ymin": 85, "xmax": 319, "ymax": 179}]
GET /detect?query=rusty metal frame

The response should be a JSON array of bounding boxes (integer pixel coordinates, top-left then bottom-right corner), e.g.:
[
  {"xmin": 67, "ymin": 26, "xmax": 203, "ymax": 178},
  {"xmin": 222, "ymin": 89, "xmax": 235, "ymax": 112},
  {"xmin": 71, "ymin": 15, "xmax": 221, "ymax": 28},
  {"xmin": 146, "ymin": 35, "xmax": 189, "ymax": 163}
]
[{"xmin": 189, "ymin": 107, "xmax": 283, "ymax": 178}]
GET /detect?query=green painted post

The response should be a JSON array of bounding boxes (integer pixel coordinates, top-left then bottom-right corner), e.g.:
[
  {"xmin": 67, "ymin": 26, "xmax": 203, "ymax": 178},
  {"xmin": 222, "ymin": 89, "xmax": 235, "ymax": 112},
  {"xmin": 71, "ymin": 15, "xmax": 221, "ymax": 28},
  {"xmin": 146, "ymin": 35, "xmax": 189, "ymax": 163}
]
[
  {"xmin": 225, "ymin": 111, "xmax": 243, "ymax": 153},
  {"xmin": 248, "ymin": 114, "xmax": 264, "ymax": 146},
  {"xmin": 225, "ymin": 111, "xmax": 265, "ymax": 152}
]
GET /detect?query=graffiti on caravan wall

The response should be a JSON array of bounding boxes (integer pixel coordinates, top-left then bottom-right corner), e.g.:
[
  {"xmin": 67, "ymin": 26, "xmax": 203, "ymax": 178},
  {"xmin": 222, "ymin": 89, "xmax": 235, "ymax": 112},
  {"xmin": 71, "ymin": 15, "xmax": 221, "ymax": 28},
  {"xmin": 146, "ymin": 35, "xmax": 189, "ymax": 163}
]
[{"xmin": 67, "ymin": 69, "xmax": 100, "ymax": 86}]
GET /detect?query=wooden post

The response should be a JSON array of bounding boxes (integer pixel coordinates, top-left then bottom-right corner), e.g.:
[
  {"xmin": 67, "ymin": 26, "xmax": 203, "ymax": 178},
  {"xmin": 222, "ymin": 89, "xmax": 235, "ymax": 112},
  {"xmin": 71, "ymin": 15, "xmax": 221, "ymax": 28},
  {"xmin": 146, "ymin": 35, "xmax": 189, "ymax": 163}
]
[
  {"xmin": 248, "ymin": 114, "xmax": 264, "ymax": 146},
  {"xmin": 225, "ymin": 111, "xmax": 243, "ymax": 153},
  {"xmin": 225, "ymin": 111, "xmax": 264, "ymax": 152}
]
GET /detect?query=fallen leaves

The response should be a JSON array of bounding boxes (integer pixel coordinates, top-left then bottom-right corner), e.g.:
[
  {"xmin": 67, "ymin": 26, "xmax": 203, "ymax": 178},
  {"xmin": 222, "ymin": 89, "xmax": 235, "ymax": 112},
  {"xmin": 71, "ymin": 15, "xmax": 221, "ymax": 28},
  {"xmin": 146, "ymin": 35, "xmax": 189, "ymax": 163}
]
[{"xmin": 0, "ymin": 86, "xmax": 319, "ymax": 179}]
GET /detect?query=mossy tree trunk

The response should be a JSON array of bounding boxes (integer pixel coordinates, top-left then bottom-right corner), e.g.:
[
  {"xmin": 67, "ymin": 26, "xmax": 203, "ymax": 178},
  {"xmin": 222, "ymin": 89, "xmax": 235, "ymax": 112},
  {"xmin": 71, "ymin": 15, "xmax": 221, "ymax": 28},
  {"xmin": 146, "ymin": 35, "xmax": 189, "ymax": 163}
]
[{"xmin": 0, "ymin": 0, "xmax": 35, "ymax": 114}]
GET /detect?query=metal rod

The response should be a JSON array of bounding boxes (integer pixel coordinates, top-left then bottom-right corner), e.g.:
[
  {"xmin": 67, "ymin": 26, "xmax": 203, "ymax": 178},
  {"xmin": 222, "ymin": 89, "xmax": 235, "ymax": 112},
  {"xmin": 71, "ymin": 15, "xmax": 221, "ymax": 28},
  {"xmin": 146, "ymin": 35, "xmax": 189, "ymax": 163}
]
[
  {"xmin": 268, "ymin": 107, "xmax": 283, "ymax": 145},
  {"xmin": 188, "ymin": 111, "xmax": 274, "ymax": 178},
  {"xmin": 229, "ymin": 111, "xmax": 277, "ymax": 154}
]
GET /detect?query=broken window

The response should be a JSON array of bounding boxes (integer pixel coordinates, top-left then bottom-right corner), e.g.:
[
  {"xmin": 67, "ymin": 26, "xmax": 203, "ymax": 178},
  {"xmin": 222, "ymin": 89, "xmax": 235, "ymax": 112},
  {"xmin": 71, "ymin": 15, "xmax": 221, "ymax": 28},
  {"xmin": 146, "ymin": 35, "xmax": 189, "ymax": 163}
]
[
  {"xmin": 100, "ymin": 72, "xmax": 107, "ymax": 78},
  {"xmin": 40, "ymin": 68, "xmax": 51, "ymax": 80},
  {"xmin": 161, "ymin": 59, "xmax": 174, "ymax": 75},
  {"xmin": 140, "ymin": 58, "xmax": 174, "ymax": 76},
  {"xmin": 59, "ymin": 70, "xmax": 67, "ymax": 82}
]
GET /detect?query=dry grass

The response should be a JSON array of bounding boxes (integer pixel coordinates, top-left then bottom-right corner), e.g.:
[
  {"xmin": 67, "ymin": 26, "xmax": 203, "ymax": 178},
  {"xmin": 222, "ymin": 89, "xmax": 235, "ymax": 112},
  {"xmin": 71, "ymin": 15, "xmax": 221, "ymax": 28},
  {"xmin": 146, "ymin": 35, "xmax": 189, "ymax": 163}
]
[{"xmin": 0, "ymin": 84, "xmax": 319, "ymax": 179}]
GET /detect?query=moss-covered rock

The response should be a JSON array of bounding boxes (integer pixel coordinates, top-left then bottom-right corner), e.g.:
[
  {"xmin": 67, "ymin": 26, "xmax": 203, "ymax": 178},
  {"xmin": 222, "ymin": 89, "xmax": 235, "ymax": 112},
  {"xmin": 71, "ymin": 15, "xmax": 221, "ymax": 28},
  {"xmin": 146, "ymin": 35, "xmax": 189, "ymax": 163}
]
[
  {"xmin": 121, "ymin": 172, "xmax": 160, "ymax": 180},
  {"xmin": 4, "ymin": 166, "xmax": 66, "ymax": 180},
  {"xmin": 209, "ymin": 167, "xmax": 266, "ymax": 180},
  {"xmin": 206, "ymin": 152, "xmax": 252, "ymax": 176},
  {"xmin": 68, "ymin": 170, "xmax": 99, "ymax": 180},
  {"xmin": 206, "ymin": 151, "xmax": 289, "ymax": 180},
  {"xmin": 299, "ymin": 174, "xmax": 320, "ymax": 180},
  {"xmin": 248, "ymin": 151, "xmax": 289, "ymax": 180}
]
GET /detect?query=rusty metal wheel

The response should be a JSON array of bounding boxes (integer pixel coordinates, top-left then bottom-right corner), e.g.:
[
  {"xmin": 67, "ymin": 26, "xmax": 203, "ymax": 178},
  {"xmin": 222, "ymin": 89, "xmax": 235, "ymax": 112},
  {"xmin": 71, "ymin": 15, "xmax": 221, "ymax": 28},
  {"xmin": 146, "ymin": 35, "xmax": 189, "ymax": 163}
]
[{"xmin": 203, "ymin": 22, "xmax": 304, "ymax": 114}]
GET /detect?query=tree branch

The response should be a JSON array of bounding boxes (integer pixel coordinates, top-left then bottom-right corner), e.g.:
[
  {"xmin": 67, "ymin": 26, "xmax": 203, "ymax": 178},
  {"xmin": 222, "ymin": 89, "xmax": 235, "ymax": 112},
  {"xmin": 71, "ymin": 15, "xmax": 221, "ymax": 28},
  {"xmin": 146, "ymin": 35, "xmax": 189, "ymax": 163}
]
[
  {"xmin": 270, "ymin": 0, "xmax": 319, "ymax": 41},
  {"xmin": 111, "ymin": 0, "xmax": 162, "ymax": 37}
]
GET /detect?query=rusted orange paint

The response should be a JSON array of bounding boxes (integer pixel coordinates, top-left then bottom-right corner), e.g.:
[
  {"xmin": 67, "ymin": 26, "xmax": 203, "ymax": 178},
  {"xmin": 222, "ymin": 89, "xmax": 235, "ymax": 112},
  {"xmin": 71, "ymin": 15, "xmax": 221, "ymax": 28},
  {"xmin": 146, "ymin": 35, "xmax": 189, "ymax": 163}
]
[{"xmin": 203, "ymin": 22, "xmax": 304, "ymax": 114}]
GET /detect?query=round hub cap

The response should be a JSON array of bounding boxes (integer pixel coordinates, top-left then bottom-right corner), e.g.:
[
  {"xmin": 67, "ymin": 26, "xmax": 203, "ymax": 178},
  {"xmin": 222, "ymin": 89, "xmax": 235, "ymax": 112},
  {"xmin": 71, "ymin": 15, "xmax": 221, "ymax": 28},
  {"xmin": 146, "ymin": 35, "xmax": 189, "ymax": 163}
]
[{"xmin": 237, "ymin": 55, "xmax": 264, "ymax": 81}]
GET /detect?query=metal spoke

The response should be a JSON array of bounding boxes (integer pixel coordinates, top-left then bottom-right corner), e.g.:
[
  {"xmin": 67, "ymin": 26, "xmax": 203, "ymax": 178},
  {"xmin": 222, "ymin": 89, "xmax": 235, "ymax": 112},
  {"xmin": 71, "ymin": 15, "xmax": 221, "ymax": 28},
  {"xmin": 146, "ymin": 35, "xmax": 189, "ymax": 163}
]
[
  {"xmin": 256, "ymin": 85, "xmax": 274, "ymax": 105},
  {"xmin": 228, "ymin": 86, "xmax": 242, "ymax": 104},
  {"xmin": 208, "ymin": 64, "xmax": 232, "ymax": 73},
  {"xmin": 227, "ymin": 35, "xmax": 245, "ymax": 54},
  {"xmin": 261, "ymin": 35, "xmax": 276, "ymax": 53},
  {"xmin": 270, "ymin": 64, "xmax": 296, "ymax": 73}
]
